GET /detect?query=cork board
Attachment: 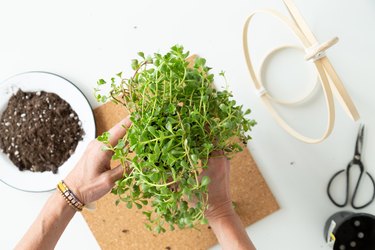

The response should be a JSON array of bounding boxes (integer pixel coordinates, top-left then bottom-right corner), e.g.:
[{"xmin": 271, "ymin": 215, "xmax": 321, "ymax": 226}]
[{"xmin": 82, "ymin": 100, "xmax": 279, "ymax": 250}]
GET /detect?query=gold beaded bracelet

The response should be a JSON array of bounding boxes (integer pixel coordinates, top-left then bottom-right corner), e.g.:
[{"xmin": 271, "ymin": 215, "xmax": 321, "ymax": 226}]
[{"xmin": 57, "ymin": 180, "xmax": 84, "ymax": 212}]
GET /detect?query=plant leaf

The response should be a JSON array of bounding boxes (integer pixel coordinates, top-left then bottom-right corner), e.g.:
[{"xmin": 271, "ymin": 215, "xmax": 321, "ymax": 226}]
[{"xmin": 201, "ymin": 176, "xmax": 210, "ymax": 187}]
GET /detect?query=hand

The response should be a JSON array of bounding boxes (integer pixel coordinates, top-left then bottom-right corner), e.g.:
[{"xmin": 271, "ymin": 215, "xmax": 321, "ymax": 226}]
[
  {"xmin": 203, "ymin": 151, "xmax": 235, "ymax": 220},
  {"xmin": 64, "ymin": 116, "xmax": 131, "ymax": 205},
  {"xmin": 202, "ymin": 152, "xmax": 256, "ymax": 250}
]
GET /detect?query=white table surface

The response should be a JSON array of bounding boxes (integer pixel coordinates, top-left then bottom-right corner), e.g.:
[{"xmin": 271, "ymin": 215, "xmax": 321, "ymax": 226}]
[{"xmin": 1, "ymin": 0, "xmax": 375, "ymax": 249}]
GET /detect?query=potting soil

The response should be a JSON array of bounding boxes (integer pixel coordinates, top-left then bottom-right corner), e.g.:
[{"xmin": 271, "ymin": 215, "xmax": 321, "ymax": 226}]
[{"xmin": 0, "ymin": 90, "xmax": 84, "ymax": 173}]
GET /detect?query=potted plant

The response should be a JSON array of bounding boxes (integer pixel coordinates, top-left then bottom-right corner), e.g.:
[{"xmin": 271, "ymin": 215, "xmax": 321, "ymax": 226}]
[{"xmin": 95, "ymin": 45, "xmax": 255, "ymax": 233}]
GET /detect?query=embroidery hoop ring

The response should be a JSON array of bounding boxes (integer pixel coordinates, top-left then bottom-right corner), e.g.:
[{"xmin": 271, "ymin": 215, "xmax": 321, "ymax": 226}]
[
  {"xmin": 243, "ymin": 1, "xmax": 359, "ymax": 144},
  {"xmin": 258, "ymin": 45, "xmax": 320, "ymax": 106}
]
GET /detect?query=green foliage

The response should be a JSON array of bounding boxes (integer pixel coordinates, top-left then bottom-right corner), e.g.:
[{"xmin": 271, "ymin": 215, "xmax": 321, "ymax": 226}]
[{"xmin": 95, "ymin": 45, "xmax": 256, "ymax": 233}]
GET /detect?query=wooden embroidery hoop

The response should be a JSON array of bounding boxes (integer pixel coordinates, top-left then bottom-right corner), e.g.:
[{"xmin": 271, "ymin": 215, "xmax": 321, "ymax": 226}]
[{"xmin": 243, "ymin": 0, "xmax": 360, "ymax": 144}]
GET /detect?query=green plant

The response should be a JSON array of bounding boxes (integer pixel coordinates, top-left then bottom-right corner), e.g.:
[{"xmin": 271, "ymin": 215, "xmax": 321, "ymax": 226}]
[{"xmin": 95, "ymin": 45, "xmax": 255, "ymax": 233}]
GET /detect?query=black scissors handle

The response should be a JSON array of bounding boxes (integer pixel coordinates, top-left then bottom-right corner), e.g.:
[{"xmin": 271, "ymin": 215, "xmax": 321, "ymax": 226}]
[{"xmin": 327, "ymin": 161, "xmax": 375, "ymax": 209}]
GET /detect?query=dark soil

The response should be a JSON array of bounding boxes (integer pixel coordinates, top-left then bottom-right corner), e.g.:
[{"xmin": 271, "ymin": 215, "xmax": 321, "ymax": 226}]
[{"xmin": 0, "ymin": 90, "xmax": 84, "ymax": 173}]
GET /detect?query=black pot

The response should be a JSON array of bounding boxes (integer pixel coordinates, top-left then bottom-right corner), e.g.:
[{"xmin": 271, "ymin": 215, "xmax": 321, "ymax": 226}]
[{"xmin": 324, "ymin": 211, "xmax": 375, "ymax": 250}]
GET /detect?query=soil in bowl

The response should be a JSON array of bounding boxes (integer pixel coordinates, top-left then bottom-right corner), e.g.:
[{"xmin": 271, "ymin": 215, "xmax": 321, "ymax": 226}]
[{"xmin": 0, "ymin": 89, "xmax": 85, "ymax": 173}]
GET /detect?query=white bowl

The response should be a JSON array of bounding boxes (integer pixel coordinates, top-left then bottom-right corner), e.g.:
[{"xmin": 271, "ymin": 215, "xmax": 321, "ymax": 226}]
[{"xmin": 0, "ymin": 72, "xmax": 96, "ymax": 192}]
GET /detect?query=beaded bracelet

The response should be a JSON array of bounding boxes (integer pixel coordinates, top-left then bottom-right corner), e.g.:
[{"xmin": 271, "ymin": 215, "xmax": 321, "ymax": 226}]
[{"xmin": 57, "ymin": 180, "xmax": 84, "ymax": 212}]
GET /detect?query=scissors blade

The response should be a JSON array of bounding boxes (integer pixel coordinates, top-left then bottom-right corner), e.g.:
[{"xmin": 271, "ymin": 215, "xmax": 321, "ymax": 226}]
[{"xmin": 354, "ymin": 124, "xmax": 365, "ymax": 161}]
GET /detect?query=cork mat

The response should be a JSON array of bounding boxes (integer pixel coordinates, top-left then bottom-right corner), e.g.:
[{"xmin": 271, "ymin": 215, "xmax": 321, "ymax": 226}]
[{"xmin": 81, "ymin": 100, "xmax": 279, "ymax": 250}]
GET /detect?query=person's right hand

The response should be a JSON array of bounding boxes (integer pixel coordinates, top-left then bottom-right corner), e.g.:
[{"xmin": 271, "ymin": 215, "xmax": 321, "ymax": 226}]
[
  {"xmin": 202, "ymin": 151, "xmax": 235, "ymax": 220},
  {"xmin": 202, "ymin": 152, "xmax": 256, "ymax": 250}
]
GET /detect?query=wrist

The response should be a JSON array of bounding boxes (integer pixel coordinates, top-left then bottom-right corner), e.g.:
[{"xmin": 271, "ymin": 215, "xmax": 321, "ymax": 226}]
[
  {"xmin": 63, "ymin": 177, "xmax": 86, "ymax": 204},
  {"xmin": 53, "ymin": 191, "xmax": 77, "ymax": 214},
  {"xmin": 58, "ymin": 179, "xmax": 86, "ymax": 210}
]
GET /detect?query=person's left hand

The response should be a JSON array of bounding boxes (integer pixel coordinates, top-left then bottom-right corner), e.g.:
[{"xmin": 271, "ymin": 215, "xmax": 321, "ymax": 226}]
[{"xmin": 64, "ymin": 116, "xmax": 131, "ymax": 205}]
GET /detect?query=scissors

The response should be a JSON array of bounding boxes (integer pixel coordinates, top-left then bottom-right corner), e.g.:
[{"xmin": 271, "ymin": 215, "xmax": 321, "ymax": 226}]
[{"xmin": 327, "ymin": 124, "xmax": 375, "ymax": 209}]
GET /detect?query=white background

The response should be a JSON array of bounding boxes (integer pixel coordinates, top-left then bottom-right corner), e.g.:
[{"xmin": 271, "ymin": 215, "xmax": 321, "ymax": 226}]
[{"xmin": 1, "ymin": 0, "xmax": 375, "ymax": 249}]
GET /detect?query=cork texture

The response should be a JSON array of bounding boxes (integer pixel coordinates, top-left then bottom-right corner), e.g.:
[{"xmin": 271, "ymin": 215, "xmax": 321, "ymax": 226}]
[{"xmin": 82, "ymin": 100, "xmax": 279, "ymax": 250}]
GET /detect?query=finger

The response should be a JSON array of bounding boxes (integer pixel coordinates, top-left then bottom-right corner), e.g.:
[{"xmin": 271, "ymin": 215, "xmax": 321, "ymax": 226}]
[
  {"xmin": 209, "ymin": 150, "xmax": 225, "ymax": 157},
  {"xmin": 94, "ymin": 116, "xmax": 132, "ymax": 160},
  {"xmin": 205, "ymin": 154, "xmax": 230, "ymax": 180},
  {"xmin": 207, "ymin": 151, "xmax": 229, "ymax": 170},
  {"xmin": 107, "ymin": 115, "xmax": 132, "ymax": 146},
  {"xmin": 106, "ymin": 165, "xmax": 125, "ymax": 184}
]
